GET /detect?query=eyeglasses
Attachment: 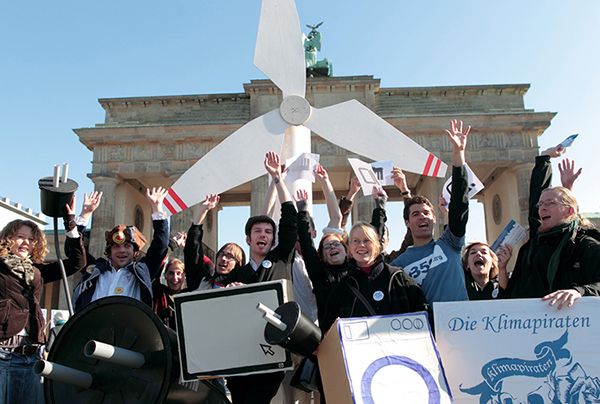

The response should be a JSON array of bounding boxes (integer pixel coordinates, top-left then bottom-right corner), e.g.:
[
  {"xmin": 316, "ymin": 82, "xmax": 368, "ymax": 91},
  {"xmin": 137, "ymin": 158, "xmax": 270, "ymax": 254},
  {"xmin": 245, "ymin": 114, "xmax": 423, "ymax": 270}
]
[
  {"xmin": 350, "ymin": 239, "xmax": 373, "ymax": 247},
  {"xmin": 217, "ymin": 252, "xmax": 237, "ymax": 261},
  {"xmin": 322, "ymin": 241, "xmax": 343, "ymax": 250},
  {"xmin": 535, "ymin": 199, "xmax": 566, "ymax": 209}
]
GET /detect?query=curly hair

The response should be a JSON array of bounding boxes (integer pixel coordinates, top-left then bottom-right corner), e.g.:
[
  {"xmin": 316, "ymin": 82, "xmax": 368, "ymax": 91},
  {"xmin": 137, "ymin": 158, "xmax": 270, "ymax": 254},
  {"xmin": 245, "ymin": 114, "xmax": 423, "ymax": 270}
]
[{"xmin": 0, "ymin": 219, "xmax": 48, "ymax": 263}]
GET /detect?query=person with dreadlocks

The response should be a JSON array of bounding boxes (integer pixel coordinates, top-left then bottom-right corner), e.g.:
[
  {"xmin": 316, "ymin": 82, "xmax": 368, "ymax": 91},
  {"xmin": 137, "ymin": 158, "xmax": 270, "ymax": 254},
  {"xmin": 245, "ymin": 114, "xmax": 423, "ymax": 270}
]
[{"xmin": 503, "ymin": 146, "xmax": 600, "ymax": 307}]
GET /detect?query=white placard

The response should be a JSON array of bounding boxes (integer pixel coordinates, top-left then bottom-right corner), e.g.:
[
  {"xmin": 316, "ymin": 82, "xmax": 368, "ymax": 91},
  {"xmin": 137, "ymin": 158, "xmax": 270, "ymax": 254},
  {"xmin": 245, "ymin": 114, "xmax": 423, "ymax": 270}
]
[
  {"xmin": 434, "ymin": 298, "xmax": 600, "ymax": 403},
  {"xmin": 442, "ymin": 163, "xmax": 484, "ymax": 202},
  {"xmin": 348, "ymin": 158, "xmax": 381, "ymax": 196},
  {"xmin": 370, "ymin": 160, "xmax": 394, "ymax": 186},
  {"xmin": 285, "ymin": 152, "xmax": 320, "ymax": 183}
]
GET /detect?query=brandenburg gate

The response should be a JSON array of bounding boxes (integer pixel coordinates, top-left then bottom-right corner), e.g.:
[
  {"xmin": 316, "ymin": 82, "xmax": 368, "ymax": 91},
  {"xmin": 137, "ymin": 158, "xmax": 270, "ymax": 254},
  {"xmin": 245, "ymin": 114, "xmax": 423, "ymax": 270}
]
[{"xmin": 74, "ymin": 75, "xmax": 554, "ymax": 258}]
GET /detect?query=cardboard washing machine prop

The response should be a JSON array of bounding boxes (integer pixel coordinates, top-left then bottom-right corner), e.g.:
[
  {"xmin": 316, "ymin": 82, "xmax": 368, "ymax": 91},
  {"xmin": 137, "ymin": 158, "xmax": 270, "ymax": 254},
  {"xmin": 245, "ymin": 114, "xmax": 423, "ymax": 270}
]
[
  {"xmin": 174, "ymin": 280, "xmax": 294, "ymax": 381},
  {"xmin": 317, "ymin": 312, "xmax": 452, "ymax": 404}
]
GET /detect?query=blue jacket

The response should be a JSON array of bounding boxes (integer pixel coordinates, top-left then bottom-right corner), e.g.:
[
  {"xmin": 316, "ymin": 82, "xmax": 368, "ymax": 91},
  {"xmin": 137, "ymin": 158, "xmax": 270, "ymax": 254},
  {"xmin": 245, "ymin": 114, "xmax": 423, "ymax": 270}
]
[{"xmin": 73, "ymin": 219, "xmax": 169, "ymax": 312}]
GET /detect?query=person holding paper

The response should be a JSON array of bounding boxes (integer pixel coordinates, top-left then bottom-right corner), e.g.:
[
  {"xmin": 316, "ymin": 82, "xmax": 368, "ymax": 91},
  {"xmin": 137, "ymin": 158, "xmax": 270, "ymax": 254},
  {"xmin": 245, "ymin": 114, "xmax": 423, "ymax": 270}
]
[
  {"xmin": 0, "ymin": 197, "xmax": 86, "ymax": 404},
  {"xmin": 390, "ymin": 119, "xmax": 471, "ymax": 304},
  {"xmin": 503, "ymin": 146, "xmax": 600, "ymax": 307},
  {"xmin": 462, "ymin": 242, "xmax": 512, "ymax": 300}
]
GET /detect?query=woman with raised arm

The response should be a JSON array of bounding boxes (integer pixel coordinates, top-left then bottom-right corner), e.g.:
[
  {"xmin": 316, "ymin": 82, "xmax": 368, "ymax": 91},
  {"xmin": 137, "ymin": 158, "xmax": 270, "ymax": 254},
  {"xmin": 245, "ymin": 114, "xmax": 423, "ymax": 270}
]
[{"xmin": 0, "ymin": 197, "xmax": 86, "ymax": 404}]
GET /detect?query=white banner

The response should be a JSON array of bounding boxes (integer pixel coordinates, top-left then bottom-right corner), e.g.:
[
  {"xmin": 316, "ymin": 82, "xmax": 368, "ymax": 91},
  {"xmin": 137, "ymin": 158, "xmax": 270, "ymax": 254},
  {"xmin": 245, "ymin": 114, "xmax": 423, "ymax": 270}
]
[{"xmin": 434, "ymin": 298, "xmax": 600, "ymax": 403}]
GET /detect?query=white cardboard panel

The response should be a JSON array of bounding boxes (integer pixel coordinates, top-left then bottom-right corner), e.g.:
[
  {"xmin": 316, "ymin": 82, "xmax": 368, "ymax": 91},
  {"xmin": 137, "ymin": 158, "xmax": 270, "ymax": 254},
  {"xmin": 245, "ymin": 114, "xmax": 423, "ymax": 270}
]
[{"xmin": 175, "ymin": 280, "xmax": 293, "ymax": 381}]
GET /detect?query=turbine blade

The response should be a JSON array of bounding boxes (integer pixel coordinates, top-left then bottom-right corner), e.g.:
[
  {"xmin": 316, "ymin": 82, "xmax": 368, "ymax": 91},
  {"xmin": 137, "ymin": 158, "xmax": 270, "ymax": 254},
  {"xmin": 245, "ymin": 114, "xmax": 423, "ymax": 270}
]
[
  {"xmin": 305, "ymin": 100, "xmax": 448, "ymax": 178},
  {"xmin": 254, "ymin": 0, "xmax": 306, "ymax": 98},
  {"xmin": 165, "ymin": 109, "xmax": 288, "ymax": 215}
]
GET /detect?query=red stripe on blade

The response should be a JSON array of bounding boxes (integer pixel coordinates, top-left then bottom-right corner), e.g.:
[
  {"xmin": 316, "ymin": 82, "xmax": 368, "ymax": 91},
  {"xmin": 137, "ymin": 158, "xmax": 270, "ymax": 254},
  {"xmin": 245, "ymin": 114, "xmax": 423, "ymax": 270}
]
[
  {"xmin": 164, "ymin": 198, "xmax": 178, "ymax": 215},
  {"xmin": 422, "ymin": 153, "xmax": 434, "ymax": 176},
  {"xmin": 432, "ymin": 158, "xmax": 442, "ymax": 177},
  {"xmin": 168, "ymin": 189, "xmax": 188, "ymax": 210}
]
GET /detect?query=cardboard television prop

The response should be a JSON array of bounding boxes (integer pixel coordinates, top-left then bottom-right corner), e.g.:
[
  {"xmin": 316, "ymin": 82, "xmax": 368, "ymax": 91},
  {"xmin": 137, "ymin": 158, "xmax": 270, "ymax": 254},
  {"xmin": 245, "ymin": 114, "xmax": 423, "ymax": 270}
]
[
  {"xmin": 317, "ymin": 312, "xmax": 452, "ymax": 404},
  {"xmin": 434, "ymin": 297, "xmax": 600, "ymax": 404},
  {"xmin": 174, "ymin": 280, "xmax": 293, "ymax": 381}
]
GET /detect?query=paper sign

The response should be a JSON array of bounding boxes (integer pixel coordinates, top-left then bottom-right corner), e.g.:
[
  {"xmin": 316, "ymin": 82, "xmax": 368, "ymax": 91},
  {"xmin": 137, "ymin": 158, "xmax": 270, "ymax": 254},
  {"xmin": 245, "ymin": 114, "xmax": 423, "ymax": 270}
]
[
  {"xmin": 370, "ymin": 160, "xmax": 394, "ymax": 186},
  {"xmin": 559, "ymin": 134, "xmax": 578, "ymax": 148},
  {"xmin": 442, "ymin": 163, "xmax": 484, "ymax": 202},
  {"xmin": 490, "ymin": 219, "xmax": 528, "ymax": 252},
  {"xmin": 285, "ymin": 152, "xmax": 320, "ymax": 183},
  {"xmin": 348, "ymin": 158, "xmax": 381, "ymax": 196},
  {"xmin": 434, "ymin": 298, "xmax": 600, "ymax": 404}
]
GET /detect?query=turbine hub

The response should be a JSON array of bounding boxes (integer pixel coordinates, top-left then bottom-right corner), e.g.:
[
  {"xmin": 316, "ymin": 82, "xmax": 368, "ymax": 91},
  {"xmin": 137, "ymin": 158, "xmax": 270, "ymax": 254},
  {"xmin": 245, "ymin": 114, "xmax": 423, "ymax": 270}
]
[{"xmin": 279, "ymin": 95, "xmax": 311, "ymax": 125}]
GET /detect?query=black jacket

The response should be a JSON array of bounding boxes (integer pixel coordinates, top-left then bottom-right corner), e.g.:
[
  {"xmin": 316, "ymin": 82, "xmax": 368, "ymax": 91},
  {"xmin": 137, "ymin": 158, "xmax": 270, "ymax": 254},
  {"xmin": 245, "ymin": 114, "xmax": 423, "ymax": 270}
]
[
  {"xmin": 228, "ymin": 202, "xmax": 297, "ymax": 285},
  {"xmin": 504, "ymin": 156, "xmax": 600, "ymax": 298}
]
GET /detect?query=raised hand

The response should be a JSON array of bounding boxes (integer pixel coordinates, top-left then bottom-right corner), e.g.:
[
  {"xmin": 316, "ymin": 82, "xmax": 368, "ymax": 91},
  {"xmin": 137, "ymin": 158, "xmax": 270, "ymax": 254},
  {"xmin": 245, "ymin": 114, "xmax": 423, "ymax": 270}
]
[
  {"xmin": 558, "ymin": 158, "xmax": 582, "ymax": 190},
  {"xmin": 541, "ymin": 145, "xmax": 565, "ymax": 158},
  {"xmin": 65, "ymin": 194, "xmax": 77, "ymax": 216},
  {"xmin": 295, "ymin": 189, "xmax": 309, "ymax": 202},
  {"xmin": 200, "ymin": 194, "xmax": 220, "ymax": 211},
  {"xmin": 438, "ymin": 196, "xmax": 448, "ymax": 216},
  {"xmin": 146, "ymin": 187, "xmax": 168, "ymax": 214},
  {"xmin": 391, "ymin": 167, "xmax": 408, "ymax": 193},
  {"xmin": 445, "ymin": 119, "xmax": 471, "ymax": 152},
  {"xmin": 314, "ymin": 164, "xmax": 329, "ymax": 183},
  {"xmin": 80, "ymin": 191, "xmax": 103, "ymax": 221},
  {"xmin": 264, "ymin": 151, "xmax": 282, "ymax": 178},
  {"xmin": 171, "ymin": 231, "xmax": 187, "ymax": 248}
]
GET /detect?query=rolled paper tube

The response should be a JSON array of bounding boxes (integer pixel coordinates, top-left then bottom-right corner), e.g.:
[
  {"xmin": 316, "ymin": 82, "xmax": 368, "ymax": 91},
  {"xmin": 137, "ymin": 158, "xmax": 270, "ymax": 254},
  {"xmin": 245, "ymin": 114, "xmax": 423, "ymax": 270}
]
[
  {"xmin": 263, "ymin": 312, "xmax": 287, "ymax": 332},
  {"xmin": 61, "ymin": 163, "xmax": 68, "ymax": 183},
  {"xmin": 33, "ymin": 360, "xmax": 93, "ymax": 389},
  {"xmin": 53, "ymin": 165, "xmax": 60, "ymax": 188},
  {"xmin": 256, "ymin": 302, "xmax": 282, "ymax": 320},
  {"xmin": 84, "ymin": 340, "xmax": 146, "ymax": 369}
]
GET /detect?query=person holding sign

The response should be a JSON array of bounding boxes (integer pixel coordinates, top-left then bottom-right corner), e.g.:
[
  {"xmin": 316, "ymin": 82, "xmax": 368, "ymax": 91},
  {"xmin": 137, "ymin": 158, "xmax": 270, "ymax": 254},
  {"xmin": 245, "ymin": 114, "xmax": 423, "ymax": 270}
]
[
  {"xmin": 503, "ymin": 145, "xmax": 600, "ymax": 307},
  {"xmin": 390, "ymin": 119, "xmax": 471, "ymax": 304}
]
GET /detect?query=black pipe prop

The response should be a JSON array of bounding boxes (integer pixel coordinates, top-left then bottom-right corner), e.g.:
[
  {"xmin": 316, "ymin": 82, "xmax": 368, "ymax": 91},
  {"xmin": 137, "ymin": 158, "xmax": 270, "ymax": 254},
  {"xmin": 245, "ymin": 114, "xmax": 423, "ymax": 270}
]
[{"xmin": 264, "ymin": 301, "xmax": 321, "ymax": 357}]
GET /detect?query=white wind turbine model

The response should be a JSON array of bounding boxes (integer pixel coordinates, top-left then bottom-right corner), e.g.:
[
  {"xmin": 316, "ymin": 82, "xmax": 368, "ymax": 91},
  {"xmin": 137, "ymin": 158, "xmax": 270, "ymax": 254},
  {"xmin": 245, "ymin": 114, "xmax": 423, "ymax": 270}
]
[{"xmin": 163, "ymin": 0, "xmax": 447, "ymax": 215}]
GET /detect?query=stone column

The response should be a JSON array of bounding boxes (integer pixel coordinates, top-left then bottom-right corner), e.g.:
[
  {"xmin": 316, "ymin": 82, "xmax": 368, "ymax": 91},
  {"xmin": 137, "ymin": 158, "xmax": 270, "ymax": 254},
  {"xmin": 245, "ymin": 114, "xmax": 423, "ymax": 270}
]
[
  {"xmin": 250, "ymin": 175, "xmax": 269, "ymax": 217},
  {"xmin": 513, "ymin": 163, "xmax": 535, "ymax": 226},
  {"xmin": 89, "ymin": 175, "xmax": 121, "ymax": 258},
  {"xmin": 352, "ymin": 195, "xmax": 374, "ymax": 225}
]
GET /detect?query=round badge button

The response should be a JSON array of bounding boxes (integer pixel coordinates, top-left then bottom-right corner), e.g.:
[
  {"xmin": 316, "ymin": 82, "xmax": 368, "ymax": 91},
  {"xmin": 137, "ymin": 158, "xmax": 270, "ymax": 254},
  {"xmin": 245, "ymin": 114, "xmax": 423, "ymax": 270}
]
[
  {"xmin": 262, "ymin": 260, "xmax": 272, "ymax": 269},
  {"xmin": 373, "ymin": 290, "xmax": 384, "ymax": 301}
]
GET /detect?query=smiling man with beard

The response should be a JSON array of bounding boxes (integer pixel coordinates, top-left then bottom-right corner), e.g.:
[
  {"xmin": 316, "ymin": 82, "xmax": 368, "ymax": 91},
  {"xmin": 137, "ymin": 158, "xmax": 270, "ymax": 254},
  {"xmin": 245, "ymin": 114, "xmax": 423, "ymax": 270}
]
[{"xmin": 390, "ymin": 119, "xmax": 471, "ymax": 304}]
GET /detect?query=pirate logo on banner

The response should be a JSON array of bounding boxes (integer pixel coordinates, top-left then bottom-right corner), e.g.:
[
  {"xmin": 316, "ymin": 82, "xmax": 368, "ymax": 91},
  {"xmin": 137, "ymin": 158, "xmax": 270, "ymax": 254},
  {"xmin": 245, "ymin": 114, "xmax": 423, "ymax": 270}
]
[{"xmin": 460, "ymin": 331, "xmax": 600, "ymax": 403}]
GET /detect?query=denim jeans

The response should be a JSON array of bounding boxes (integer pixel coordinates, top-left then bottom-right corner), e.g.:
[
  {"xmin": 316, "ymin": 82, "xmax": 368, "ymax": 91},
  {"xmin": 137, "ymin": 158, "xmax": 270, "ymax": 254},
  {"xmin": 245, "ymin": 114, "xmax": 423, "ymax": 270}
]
[{"xmin": 0, "ymin": 348, "xmax": 44, "ymax": 404}]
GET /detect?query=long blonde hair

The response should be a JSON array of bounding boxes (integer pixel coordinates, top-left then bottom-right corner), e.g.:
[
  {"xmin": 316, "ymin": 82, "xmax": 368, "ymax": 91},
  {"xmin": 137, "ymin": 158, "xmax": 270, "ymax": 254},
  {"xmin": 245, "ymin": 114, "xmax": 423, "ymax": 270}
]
[{"xmin": 0, "ymin": 219, "xmax": 48, "ymax": 263}]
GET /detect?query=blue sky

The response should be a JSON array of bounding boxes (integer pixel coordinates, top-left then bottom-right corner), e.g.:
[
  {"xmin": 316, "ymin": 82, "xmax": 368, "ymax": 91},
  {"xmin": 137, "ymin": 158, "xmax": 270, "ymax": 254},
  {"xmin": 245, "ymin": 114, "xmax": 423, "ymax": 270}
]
[{"xmin": 1, "ymin": 1, "xmax": 598, "ymax": 254}]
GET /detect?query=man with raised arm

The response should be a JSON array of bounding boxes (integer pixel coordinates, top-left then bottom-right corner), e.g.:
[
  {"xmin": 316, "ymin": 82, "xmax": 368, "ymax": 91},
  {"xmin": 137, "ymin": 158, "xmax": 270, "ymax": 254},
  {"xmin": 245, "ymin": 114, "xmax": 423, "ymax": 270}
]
[
  {"xmin": 390, "ymin": 119, "xmax": 471, "ymax": 304},
  {"xmin": 73, "ymin": 187, "xmax": 170, "ymax": 311},
  {"xmin": 226, "ymin": 151, "xmax": 298, "ymax": 404}
]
